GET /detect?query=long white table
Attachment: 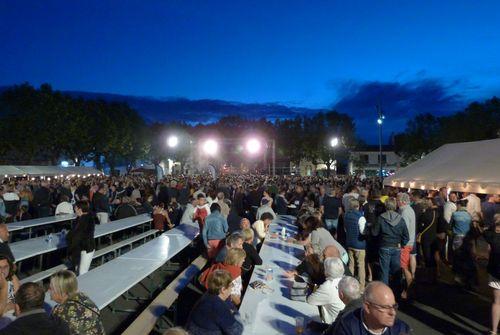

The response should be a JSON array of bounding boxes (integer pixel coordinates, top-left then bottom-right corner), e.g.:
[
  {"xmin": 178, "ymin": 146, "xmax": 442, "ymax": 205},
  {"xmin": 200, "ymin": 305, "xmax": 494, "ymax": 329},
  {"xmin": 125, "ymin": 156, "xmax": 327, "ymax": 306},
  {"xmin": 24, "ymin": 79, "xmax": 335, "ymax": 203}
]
[
  {"xmin": 7, "ymin": 214, "xmax": 76, "ymax": 236},
  {"xmin": 239, "ymin": 215, "xmax": 320, "ymax": 335},
  {"xmin": 11, "ymin": 214, "xmax": 152, "ymax": 262},
  {"xmin": 44, "ymin": 222, "xmax": 200, "ymax": 310}
]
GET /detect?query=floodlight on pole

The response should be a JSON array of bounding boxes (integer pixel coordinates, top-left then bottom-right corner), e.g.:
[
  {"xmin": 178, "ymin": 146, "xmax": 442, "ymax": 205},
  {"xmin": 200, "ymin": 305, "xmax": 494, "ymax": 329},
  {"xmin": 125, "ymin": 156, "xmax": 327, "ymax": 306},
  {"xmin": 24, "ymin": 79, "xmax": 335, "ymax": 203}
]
[
  {"xmin": 377, "ymin": 118, "xmax": 383, "ymax": 125},
  {"xmin": 202, "ymin": 139, "xmax": 218, "ymax": 156},
  {"xmin": 246, "ymin": 138, "xmax": 261, "ymax": 155},
  {"xmin": 167, "ymin": 135, "xmax": 179, "ymax": 148},
  {"xmin": 330, "ymin": 137, "xmax": 339, "ymax": 148}
]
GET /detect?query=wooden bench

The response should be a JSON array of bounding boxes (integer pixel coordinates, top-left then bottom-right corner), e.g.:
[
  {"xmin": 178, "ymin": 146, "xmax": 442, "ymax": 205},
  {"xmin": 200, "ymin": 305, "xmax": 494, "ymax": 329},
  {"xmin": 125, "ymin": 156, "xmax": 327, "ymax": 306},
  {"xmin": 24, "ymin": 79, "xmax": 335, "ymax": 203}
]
[
  {"xmin": 20, "ymin": 229, "xmax": 159, "ymax": 284},
  {"xmin": 122, "ymin": 255, "xmax": 208, "ymax": 335}
]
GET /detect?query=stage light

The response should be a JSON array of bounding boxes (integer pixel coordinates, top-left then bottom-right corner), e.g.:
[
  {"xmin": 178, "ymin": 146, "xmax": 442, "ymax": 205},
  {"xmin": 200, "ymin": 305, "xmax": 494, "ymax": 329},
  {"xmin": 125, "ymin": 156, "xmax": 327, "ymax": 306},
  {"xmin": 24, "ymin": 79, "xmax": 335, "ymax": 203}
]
[
  {"xmin": 246, "ymin": 138, "xmax": 261, "ymax": 154},
  {"xmin": 330, "ymin": 137, "xmax": 339, "ymax": 147},
  {"xmin": 61, "ymin": 161, "xmax": 69, "ymax": 167},
  {"xmin": 202, "ymin": 139, "xmax": 218, "ymax": 156},
  {"xmin": 167, "ymin": 135, "xmax": 179, "ymax": 148},
  {"xmin": 377, "ymin": 118, "xmax": 383, "ymax": 125}
]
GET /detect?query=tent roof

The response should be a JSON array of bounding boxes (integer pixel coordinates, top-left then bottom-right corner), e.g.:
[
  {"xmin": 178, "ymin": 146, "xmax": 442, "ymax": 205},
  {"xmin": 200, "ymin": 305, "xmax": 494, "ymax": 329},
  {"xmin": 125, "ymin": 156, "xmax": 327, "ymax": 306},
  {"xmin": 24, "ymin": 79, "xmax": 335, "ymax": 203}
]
[
  {"xmin": 384, "ymin": 138, "xmax": 500, "ymax": 194},
  {"xmin": 0, "ymin": 165, "xmax": 102, "ymax": 177}
]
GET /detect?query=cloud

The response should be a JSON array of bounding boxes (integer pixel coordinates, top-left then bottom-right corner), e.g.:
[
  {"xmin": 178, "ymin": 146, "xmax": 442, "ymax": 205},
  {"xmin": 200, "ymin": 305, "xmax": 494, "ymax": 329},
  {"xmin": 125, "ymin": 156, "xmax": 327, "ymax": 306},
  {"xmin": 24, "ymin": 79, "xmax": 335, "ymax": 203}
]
[{"xmin": 332, "ymin": 78, "xmax": 468, "ymax": 143}]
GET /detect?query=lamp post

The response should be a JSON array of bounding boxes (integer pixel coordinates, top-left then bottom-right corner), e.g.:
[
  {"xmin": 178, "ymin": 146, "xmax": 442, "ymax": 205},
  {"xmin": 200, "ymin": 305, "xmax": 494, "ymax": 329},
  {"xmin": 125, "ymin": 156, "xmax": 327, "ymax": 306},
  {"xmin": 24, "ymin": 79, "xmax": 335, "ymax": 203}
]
[
  {"xmin": 376, "ymin": 105, "xmax": 385, "ymax": 179},
  {"xmin": 330, "ymin": 137, "xmax": 339, "ymax": 176}
]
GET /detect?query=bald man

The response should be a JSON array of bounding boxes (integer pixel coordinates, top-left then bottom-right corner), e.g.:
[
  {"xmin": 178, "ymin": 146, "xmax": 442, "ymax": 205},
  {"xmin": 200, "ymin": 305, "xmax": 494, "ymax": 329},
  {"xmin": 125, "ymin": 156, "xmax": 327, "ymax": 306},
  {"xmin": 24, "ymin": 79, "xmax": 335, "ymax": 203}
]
[{"xmin": 334, "ymin": 281, "xmax": 410, "ymax": 335}]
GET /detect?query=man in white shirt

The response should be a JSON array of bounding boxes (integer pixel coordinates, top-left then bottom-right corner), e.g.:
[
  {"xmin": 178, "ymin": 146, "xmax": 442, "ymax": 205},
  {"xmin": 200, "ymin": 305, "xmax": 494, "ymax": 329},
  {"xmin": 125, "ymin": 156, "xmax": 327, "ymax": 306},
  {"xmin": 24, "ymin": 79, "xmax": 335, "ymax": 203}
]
[
  {"xmin": 443, "ymin": 192, "xmax": 458, "ymax": 224},
  {"xmin": 463, "ymin": 192, "xmax": 482, "ymax": 224},
  {"xmin": 307, "ymin": 257, "xmax": 346, "ymax": 324},
  {"xmin": 55, "ymin": 195, "xmax": 74, "ymax": 215}
]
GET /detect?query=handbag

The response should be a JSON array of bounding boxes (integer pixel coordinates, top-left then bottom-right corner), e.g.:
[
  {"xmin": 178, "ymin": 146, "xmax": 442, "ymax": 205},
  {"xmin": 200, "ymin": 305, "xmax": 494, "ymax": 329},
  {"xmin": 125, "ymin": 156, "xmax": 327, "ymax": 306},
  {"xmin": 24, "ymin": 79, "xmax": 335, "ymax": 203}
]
[{"xmin": 290, "ymin": 275, "xmax": 309, "ymax": 301}]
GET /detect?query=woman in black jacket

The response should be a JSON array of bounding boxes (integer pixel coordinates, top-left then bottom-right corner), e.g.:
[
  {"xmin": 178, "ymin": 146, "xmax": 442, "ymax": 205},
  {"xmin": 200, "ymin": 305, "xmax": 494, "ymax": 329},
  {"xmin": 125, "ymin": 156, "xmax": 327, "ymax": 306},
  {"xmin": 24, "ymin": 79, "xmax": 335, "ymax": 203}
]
[{"xmin": 66, "ymin": 201, "xmax": 96, "ymax": 275}]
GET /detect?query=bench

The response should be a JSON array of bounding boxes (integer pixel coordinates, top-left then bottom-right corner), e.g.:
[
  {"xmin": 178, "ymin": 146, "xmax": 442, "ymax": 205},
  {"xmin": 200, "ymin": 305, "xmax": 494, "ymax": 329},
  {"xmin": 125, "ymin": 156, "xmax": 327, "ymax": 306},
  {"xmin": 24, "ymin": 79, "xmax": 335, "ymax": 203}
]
[
  {"xmin": 93, "ymin": 229, "xmax": 158, "ymax": 265},
  {"xmin": 122, "ymin": 255, "xmax": 208, "ymax": 335},
  {"xmin": 21, "ymin": 229, "xmax": 159, "ymax": 284}
]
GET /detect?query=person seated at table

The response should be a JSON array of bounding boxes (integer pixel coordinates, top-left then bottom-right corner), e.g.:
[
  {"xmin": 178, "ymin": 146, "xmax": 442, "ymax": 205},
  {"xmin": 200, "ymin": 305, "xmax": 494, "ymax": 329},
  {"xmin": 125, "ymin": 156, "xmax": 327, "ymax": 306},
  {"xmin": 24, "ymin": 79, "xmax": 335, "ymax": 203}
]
[
  {"xmin": 113, "ymin": 196, "xmax": 138, "ymax": 220},
  {"xmin": 252, "ymin": 212, "xmax": 274, "ymax": 244},
  {"xmin": 274, "ymin": 188, "xmax": 289, "ymax": 216},
  {"xmin": 49, "ymin": 270, "xmax": 105, "ymax": 335},
  {"xmin": 241, "ymin": 228, "xmax": 262, "ymax": 278},
  {"xmin": 238, "ymin": 218, "xmax": 258, "ymax": 247},
  {"xmin": 55, "ymin": 195, "xmax": 74, "ymax": 216},
  {"xmin": 284, "ymin": 245, "xmax": 325, "ymax": 285},
  {"xmin": 306, "ymin": 257, "xmax": 345, "ymax": 324},
  {"xmin": 0, "ymin": 225, "xmax": 14, "ymax": 263},
  {"xmin": 66, "ymin": 201, "xmax": 96, "ymax": 275},
  {"xmin": 0, "ymin": 282, "xmax": 70, "ymax": 335},
  {"xmin": 187, "ymin": 269, "xmax": 243, "ymax": 335},
  {"xmin": 0, "ymin": 255, "xmax": 19, "ymax": 317},
  {"xmin": 215, "ymin": 232, "xmax": 244, "ymax": 264},
  {"xmin": 333, "ymin": 281, "xmax": 411, "ymax": 335},
  {"xmin": 255, "ymin": 198, "xmax": 276, "ymax": 223},
  {"xmin": 199, "ymin": 248, "xmax": 246, "ymax": 306},
  {"xmin": 152, "ymin": 203, "xmax": 173, "ymax": 232},
  {"xmin": 315, "ymin": 276, "xmax": 363, "ymax": 334},
  {"xmin": 203, "ymin": 203, "xmax": 229, "ymax": 260}
]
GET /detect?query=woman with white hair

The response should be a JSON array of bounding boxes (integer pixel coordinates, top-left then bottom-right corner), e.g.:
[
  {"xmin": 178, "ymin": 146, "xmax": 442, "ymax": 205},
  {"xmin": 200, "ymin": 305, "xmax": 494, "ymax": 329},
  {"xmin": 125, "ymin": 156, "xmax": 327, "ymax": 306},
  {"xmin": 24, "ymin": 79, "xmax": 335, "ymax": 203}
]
[{"xmin": 306, "ymin": 257, "xmax": 345, "ymax": 323}]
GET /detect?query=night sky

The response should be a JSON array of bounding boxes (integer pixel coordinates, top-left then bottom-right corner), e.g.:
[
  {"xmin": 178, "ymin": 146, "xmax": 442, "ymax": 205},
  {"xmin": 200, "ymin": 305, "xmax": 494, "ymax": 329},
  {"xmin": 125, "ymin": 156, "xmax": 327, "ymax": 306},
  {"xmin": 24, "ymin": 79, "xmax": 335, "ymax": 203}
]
[{"xmin": 1, "ymin": 1, "xmax": 500, "ymax": 143}]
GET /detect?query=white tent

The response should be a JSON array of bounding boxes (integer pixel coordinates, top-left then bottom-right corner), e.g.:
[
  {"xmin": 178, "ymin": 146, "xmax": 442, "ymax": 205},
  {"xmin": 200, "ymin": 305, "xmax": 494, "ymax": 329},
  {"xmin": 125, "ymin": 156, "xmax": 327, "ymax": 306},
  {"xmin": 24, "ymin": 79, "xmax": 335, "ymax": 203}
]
[
  {"xmin": 384, "ymin": 138, "xmax": 500, "ymax": 194},
  {"xmin": 0, "ymin": 165, "xmax": 102, "ymax": 178}
]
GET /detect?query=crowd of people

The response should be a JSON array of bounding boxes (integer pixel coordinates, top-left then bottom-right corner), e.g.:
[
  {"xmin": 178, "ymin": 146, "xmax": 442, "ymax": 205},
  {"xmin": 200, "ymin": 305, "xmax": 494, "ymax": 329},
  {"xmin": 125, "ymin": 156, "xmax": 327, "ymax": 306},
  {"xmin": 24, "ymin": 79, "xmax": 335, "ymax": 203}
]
[{"xmin": 0, "ymin": 173, "xmax": 498, "ymax": 334}]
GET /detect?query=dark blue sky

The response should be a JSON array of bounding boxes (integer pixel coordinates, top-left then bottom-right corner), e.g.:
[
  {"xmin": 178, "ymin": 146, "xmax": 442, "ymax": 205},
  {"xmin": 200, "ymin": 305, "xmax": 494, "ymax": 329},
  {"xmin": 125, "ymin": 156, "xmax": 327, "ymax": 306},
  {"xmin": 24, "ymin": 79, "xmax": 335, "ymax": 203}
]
[{"xmin": 1, "ymin": 1, "xmax": 500, "ymax": 142}]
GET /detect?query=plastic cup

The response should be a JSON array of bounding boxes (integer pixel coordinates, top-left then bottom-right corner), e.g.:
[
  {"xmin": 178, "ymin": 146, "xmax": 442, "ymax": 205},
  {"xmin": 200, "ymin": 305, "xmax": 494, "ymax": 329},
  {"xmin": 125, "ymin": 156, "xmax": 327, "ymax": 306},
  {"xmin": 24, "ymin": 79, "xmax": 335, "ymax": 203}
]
[{"xmin": 295, "ymin": 316, "xmax": 304, "ymax": 334}]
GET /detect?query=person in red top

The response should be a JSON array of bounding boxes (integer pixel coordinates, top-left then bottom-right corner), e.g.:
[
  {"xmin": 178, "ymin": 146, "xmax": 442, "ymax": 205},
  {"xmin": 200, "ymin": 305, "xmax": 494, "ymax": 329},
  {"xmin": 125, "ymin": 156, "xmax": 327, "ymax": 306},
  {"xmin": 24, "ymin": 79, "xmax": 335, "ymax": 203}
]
[{"xmin": 193, "ymin": 194, "xmax": 211, "ymax": 230}]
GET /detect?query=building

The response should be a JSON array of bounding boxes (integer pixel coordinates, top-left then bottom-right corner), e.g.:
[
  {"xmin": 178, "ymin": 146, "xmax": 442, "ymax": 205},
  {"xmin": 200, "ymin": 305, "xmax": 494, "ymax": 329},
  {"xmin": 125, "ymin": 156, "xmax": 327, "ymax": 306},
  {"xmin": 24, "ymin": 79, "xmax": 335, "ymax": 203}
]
[{"xmin": 348, "ymin": 145, "xmax": 401, "ymax": 176}]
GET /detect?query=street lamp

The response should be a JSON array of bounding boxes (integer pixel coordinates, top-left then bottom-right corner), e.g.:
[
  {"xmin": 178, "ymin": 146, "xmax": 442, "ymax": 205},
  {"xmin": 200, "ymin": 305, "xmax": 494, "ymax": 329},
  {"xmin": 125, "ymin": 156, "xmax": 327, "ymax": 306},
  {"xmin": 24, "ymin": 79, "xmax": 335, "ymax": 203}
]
[
  {"xmin": 167, "ymin": 135, "xmax": 179, "ymax": 148},
  {"xmin": 329, "ymin": 137, "xmax": 339, "ymax": 176},
  {"xmin": 376, "ymin": 105, "xmax": 385, "ymax": 179}
]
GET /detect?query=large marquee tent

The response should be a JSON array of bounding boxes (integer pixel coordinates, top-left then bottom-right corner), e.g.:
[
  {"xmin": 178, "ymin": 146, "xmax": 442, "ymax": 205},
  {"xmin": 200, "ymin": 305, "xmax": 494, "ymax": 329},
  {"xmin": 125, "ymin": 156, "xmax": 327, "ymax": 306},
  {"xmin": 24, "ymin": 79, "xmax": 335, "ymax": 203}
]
[
  {"xmin": 0, "ymin": 165, "xmax": 103, "ymax": 178},
  {"xmin": 383, "ymin": 138, "xmax": 500, "ymax": 194}
]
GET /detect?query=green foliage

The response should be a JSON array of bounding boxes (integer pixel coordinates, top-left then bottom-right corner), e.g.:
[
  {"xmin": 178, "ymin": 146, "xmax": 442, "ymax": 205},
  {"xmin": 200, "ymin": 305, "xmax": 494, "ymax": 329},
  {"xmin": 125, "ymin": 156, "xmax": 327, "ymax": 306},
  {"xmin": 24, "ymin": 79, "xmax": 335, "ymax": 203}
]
[{"xmin": 394, "ymin": 98, "xmax": 500, "ymax": 162}]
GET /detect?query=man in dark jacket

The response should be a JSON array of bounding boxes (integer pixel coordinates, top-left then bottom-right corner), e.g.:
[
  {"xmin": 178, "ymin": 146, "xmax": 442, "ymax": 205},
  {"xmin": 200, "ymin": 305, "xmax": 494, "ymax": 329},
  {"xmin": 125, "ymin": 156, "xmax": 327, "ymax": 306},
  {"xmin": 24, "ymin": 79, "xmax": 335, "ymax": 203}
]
[
  {"xmin": 371, "ymin": 197, "xmax": 409, "ymax": 285},
  {"xmin": 334, "ymin": 281, "xmax": 410, "ymax": 335},
  {"xmin": 0, "ymin": 282, "xmax": 69, "ymax": 335},
  {"xmin": 0, "ymin": 224, "xmax": 14, "ymax": 262},
  {"xmin": 92, "ymin": 184, "xmax": 110, "ymax": 224},
  {"xmin": 33, "ymin": 181, "xmax": 52, "ymax": 218}
]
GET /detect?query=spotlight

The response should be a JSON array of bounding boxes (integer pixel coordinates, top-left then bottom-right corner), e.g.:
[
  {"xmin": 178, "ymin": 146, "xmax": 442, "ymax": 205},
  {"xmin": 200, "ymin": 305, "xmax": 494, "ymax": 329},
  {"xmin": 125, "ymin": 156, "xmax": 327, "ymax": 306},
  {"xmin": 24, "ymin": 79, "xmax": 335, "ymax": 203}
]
[
  {"xmin": 246, "ymin": 138, "xmax": 261, "ymax": 154},
  {"xmin": 202, "ymin": 139, "xmax": 218, "ymax": 156},
  {"xmin": 167, "ymin": 135, "xmax": 179, "ymax": 148}
]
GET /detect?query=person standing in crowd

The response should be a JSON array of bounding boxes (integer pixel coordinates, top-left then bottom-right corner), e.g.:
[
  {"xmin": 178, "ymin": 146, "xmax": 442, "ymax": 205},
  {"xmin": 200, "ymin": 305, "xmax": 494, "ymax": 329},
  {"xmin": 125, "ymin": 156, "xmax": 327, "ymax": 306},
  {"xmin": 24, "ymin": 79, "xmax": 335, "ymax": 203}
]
[
  {"xmin": 0, "ymin": 282, "xmax": 70, "ymax": 335},
  {"xmin": 482, "ymin": 194, "xmax": 500, "ymax": 230},
  {"xmin": 463, "ymin": 192, "xmax": 482, "ymax": 227},
  {"xmin": 364, "ymin": 189, "xmax": 385, "ymax": 283},
  {"xmin": 443, "ymin": 192, "xmax": 458, "ymax": 225},
  {"xmin": 113, "ymin": 197, "xmax": 138, "ymax": 220},
  {"xmin": 416, "ymin": 197, "xmax": 439, "ymax": 282},
  {"xmin": 186, "ymin": 269, "xmax": 243, "ymax": 335},
  {"xmin": 334, "ymin": 281, "xmax": 410, "ymax": 335},
  {"xmin": 484, "ymin": 214, "xmax": 500, "ymax": 335},
  {"xmin": 321, "ymin": 187, "xmax": 342, "ymax": 238},
  {"xmin": 92, "ymin": 184, "xmax": 109, "ymax": 224},
  {"xmin": 450, "ymin": 199, "xmax": 472, "ymax": 252},
  {"xmin": 180, "ymin": 197, "xmax": 197, "ymax": 224},
  {"xmin": 214, "ymin": 192, "xmax": 230, "ymax": 219},
  {"xmin": 152, "ymin": 203, "xmax": 173, "ymax": 232},
  {"xmin": 193, "ymin": 194, "xmax": 210, "ymax": 230},
  {"xmin": 66, "ymin": 201, "xmax": 96, "ymax": 275},
  {"xmin": 203, "ymin": 203, "xmax": 229, "ymax": 260},
  {"xmin": 33, "ymin": 181, "xmax": 51, "ymax": 218},
  {"xmin": 306, "ymin": 257, "xmax": 345, "ymax": 324},
  {"xmin": 49, "ymin": 270, "xmax": 105, "ymax": 335},
  {"xmin": 371, "ymin": 197, "xmax": 409, "ymax": 288},
  {"xmin": 397, "ymin": 192, "xmax": 416, "ymax": 300},
  {"xmin": 344, "ymin": 198, "xmax": 367, "ymax": 290}
]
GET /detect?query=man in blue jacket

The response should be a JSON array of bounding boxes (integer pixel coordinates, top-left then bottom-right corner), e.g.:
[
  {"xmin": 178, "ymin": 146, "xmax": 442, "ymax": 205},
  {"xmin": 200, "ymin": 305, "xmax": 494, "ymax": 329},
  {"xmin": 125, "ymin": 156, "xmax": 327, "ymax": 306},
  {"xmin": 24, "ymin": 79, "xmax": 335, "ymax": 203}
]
[
  {"xmin": 371, "ymin": 197, "xmax": 409, "ymax": 286},
  {"xmin": 334, "ymin": 281, "xmax": 411, "ymax": 335},
  {"xmin": 203, "ymin": 203, "xmax": 229, "ymax": 259}
]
